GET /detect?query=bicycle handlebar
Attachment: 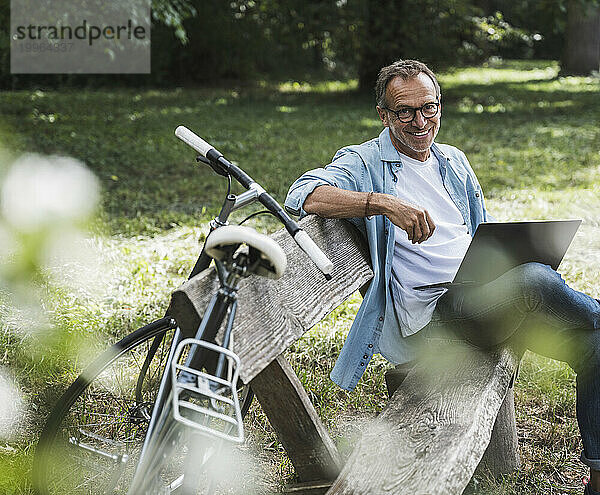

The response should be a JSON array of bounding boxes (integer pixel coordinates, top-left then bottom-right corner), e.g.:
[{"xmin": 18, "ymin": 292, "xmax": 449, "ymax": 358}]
[
  {"xmin": 175, "ymin": 126, "xmax": 334, "ymax": 279},
  {"xmin": 175, "ymin": 126, "xmax": 215, "ymax": 158}
]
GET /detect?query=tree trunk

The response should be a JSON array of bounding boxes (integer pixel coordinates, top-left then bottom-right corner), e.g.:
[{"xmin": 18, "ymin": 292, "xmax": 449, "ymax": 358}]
[
  {"xmin": 561, "ymin": 0, "xmax": 600, "ymax": 75},
  {"xmin": 358, "ymin": 0, "xmax": 406, "ymax": 92}
]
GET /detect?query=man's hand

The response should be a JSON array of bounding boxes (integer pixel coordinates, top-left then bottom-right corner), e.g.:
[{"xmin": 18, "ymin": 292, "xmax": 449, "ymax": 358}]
[
  {"xmin": 304, "ymin": 186, "xmax": 435, "ymax": 243},
  {"xmin": 383, "ymin": 197, "xmax": 435, "ymax": 244}
]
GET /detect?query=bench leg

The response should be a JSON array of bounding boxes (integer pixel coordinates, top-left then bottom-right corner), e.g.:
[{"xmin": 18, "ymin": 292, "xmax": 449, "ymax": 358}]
[
  {"xmin": 250, "ymin": 354, "xmax": 343, "ymax": 482},
  {"xmin": 477, "ymin": 386, "xmax": 520, "ymax": 476}
]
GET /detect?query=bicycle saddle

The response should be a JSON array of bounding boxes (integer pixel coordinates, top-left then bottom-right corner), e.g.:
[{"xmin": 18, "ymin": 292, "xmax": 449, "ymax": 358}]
[{"xmin": 205, "ymin": 225, "xmax": 287, "ymax": 279}]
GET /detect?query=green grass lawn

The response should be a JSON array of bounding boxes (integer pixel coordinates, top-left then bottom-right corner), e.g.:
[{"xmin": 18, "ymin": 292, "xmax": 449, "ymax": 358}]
[{"xmin": 0, "ymin": 59, "xmax": 599, "ymax": 494}]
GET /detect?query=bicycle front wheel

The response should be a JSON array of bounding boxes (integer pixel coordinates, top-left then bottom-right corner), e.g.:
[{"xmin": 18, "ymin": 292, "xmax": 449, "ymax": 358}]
[
  {"xmin": 33, "ymin": 317, "xmax": 179, "ymax": 495},
  {"xmin": 33, "ymin": 316, "xmax": 254, "ymax": 495}
]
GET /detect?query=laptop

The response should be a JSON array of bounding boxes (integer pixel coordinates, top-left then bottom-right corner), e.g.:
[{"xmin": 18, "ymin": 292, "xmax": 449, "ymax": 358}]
[{"xmin": 414, "ymin": 220, "xmax": 581, "ymax": 291}]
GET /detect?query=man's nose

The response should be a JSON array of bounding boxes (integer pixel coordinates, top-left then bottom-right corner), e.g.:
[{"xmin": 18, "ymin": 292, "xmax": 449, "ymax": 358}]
[{"xmin": 412, "ymin": 110, "xmax": 427, "ymax": 128}]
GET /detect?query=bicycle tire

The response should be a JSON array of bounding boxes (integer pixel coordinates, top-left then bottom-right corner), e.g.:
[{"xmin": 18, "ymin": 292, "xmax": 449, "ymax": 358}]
[{"xmin": 33, "ymin": 317, "xmax": 254, "ymax": 495}]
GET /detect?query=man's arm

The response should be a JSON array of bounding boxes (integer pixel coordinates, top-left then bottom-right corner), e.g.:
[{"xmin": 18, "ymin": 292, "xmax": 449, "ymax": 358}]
[{"xmin": 304, "ymin": 185, "xmax": 435, "ymax": 244}]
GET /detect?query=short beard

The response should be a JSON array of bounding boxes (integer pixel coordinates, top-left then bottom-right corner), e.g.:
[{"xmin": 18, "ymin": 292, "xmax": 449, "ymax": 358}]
[{"xmin": 390, "ymin": 126, "xmax": 436, "ymax": 154}]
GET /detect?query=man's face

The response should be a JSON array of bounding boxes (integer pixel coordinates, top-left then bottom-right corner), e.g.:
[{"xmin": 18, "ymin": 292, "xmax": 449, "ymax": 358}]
[{"xmin": 376, "ymin": 73, "xmax": 441, "ymax": 161}]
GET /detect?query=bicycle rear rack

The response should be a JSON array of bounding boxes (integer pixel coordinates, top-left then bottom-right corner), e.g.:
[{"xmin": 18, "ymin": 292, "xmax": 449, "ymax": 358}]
[{"xmin": 171, "ymin": 338, "xmax": 244, "ymax": 444}]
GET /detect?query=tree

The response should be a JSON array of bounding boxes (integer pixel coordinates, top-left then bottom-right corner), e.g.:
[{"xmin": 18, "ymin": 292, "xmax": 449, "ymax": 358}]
[
  {"xmin": 356, "ymin": 0, "xmax": 491, "ymax": 92},
  {"xmin": 561, "ymin": 0, "xmax": 600, "ymax": 75},
  {"xmin": 357, "ymin": 0, "xmax": 405, "ymax": 92}
]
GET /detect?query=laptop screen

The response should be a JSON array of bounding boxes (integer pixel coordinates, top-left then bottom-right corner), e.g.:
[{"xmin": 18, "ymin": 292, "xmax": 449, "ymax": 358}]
[{"xmin": 453, "ymin": 220, "xmax": 581, "ymax": 285}]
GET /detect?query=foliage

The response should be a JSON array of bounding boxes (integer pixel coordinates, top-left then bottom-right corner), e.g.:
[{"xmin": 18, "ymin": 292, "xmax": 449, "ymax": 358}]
[
  {"xmin": 0, "ymin": 0, "xmax": 582, "ymax": 89},
  {"xmin": 152, "ymin": 0, "xmax": 197, "ymax": 43},
  {"xmin": 471, "ymin": 12, "xmax": 538, "ymax": 59},
  {"xmin": 152, "ymin": 0, "xmax": 363, "ymax": 84},
  {"xmin": 358, "ymin": 0, "xmax": 486, "ymax": 87},
  {"xmin": 355, "ymin": 0, "xmax": 555, "ymax": 89},
  {"xmin": 0, "ymin": 0, "xmax": 197, "ymax": 89},
  {"xmin": 151, "ymin": 0, "xmax": 560, "ymax": 89},
  {"xmin": 475, "ymin": 0, "xmax": 567, "ymax": 59}
]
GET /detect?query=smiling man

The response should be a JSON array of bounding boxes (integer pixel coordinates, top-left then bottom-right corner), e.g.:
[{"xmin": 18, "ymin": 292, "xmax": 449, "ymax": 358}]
[
  {"xmin": 285, "ymin": 59, "xmax": 489, "ymax": 386},
  {"xmin": 285, "ymin": 59, "xmax": 600, "ymax": 494}
]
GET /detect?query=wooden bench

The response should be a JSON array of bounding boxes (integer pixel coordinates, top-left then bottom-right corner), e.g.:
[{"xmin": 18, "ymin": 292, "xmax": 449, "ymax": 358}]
[{"xmin": 169, "ymin": 216, "xmax": 521, "ymax": 495}]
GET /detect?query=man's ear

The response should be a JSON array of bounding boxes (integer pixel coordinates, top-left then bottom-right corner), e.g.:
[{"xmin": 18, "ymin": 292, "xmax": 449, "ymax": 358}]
[{"xmin": 376, "ymin": 106, "xmax": 389, "ymax": 127}]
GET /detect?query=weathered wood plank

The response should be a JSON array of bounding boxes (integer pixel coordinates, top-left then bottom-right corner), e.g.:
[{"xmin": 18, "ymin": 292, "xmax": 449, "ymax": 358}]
[
  {"xmin": 250, "ymin": 354, "xmax": 343, "ymax": 482},
  {"xmin": 385, "ymin": 362, "xmax": 520, "ymax": 479},
  {"xmin": 326, "ymin": 346, "xmax": 520, "ymax": 495},
  {"xmin": 169, "ymin": 216, "xmax": 373, "ymax": 383}
]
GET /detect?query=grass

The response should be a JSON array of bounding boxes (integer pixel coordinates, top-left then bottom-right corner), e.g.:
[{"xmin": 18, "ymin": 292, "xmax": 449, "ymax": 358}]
[{"xmin": 0, "ymin": 59, "xmax": 599, "ymax": 494}]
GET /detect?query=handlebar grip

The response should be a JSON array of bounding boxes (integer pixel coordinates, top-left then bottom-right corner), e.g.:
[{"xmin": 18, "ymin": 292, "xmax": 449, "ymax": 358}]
[
  {"xmin": 294, "ymin": 230, "xmax": 334, "ymax": 279},
  {"xmin": 175, "ymin": 126, "xmax": 217, "ymax": 158}
]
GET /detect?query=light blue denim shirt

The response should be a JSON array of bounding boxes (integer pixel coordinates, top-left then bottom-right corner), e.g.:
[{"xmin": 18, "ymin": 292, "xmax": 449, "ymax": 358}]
[{"xmin": 284, "ymin": 128, "xmax": 491, "ymax": 390}]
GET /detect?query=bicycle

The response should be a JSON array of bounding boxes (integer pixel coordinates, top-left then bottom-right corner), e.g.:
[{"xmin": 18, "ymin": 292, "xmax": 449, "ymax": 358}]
[{"xmin": 33, "ymin": 126, "xmax": 333, "ymax": 495}]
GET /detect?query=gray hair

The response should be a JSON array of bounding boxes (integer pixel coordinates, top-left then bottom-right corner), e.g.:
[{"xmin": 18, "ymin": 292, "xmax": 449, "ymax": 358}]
[{"xmin": 375, "ymin": 60, "xmax": 441, "ymax": 108}]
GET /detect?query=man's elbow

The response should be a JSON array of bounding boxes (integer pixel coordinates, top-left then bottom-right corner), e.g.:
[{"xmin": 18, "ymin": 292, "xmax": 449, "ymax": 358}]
[
  {"xmin": 303, "ymin": 192, "xmax": 318, "ymax": 214},
  {"xmin": 303, "ymin": 185, "xmax": 329, "ymax": 214}
]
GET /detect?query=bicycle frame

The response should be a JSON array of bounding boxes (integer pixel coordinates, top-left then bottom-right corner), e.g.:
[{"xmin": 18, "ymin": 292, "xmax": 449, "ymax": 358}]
[
  {"xmin": 132, "ymin": 185, "xmax": 262, "ymax": 405},
  {"xmin": 127, "ymin": 183, "xmax": 263, "ymax": 494},
  {"xmin": 132, "ymin": 186, "xmax": 261, "ymax": 414}
]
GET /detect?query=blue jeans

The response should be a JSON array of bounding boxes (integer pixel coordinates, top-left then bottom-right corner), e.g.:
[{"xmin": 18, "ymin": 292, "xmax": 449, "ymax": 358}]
[{"xmin": 427, "ymin": 262, "xmax": 600, "ymax": 471}]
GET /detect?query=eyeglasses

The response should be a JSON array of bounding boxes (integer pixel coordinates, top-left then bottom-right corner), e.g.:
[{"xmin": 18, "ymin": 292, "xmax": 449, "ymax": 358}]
[{"xmin": 384, "ymin": 101, "xmax": 440, "ymax": 123}]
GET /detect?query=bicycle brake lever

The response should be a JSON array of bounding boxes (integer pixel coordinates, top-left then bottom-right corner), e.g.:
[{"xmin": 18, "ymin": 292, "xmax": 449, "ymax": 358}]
[{"xmin": 196, "ymin": 155, "xmax": 229, "ymax": 177}]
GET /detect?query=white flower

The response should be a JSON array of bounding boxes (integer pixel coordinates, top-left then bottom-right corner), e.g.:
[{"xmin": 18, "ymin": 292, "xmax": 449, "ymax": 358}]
[{"xmin": 1, "ymin": 154, "xmax": 99, "ymax": 232}]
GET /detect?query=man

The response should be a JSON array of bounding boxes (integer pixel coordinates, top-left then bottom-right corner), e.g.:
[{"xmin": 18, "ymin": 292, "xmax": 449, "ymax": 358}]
[{"xmin": 284, "ymin": 59, "xmax": 600, "ymax": 494}]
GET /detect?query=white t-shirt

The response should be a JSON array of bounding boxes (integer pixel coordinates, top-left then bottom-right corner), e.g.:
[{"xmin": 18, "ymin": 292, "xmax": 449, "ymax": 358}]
[{"xmin": 390, "ymin": 152, "xmax": 472, "ymax": 336}]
